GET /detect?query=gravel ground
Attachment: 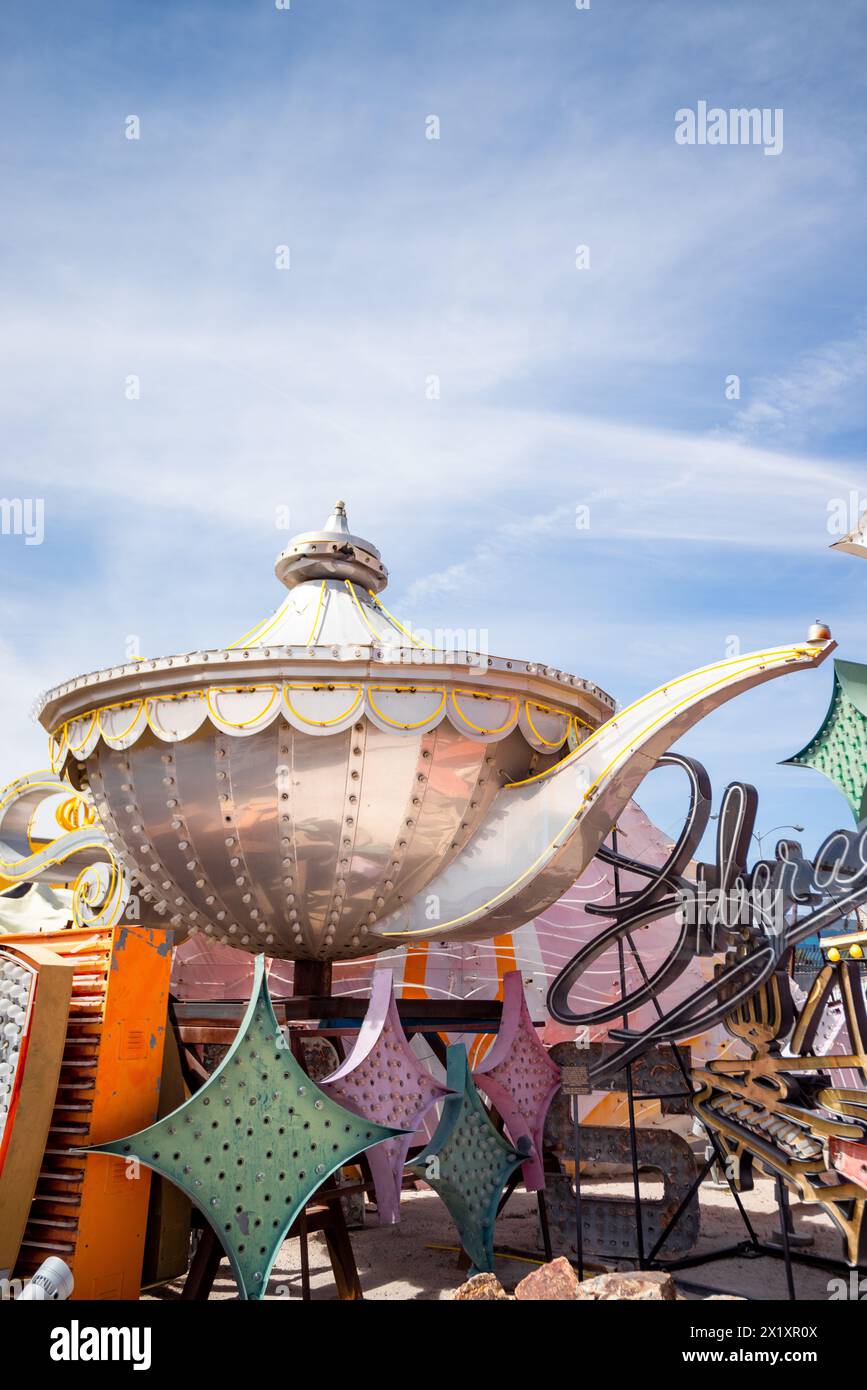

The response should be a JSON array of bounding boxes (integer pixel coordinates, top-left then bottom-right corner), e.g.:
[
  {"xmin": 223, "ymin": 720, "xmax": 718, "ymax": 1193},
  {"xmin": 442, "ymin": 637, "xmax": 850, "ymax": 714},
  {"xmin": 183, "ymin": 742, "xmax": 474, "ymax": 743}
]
[{"xmin": 145, "ymin": 1176, "xmax": 849, "ymax": 1302}]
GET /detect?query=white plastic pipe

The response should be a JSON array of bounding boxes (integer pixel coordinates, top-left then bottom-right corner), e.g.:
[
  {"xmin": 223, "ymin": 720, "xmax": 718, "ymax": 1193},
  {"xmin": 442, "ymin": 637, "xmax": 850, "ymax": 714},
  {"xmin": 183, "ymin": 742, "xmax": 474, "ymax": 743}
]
[{"xmin": 17, "ymin": 1257, "xmax": 74, "ymax": 1300}]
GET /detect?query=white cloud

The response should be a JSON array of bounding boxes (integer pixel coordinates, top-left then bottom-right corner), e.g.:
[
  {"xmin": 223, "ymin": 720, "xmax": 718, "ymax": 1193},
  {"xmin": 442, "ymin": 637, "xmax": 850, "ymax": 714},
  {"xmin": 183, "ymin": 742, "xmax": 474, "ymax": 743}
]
[
  {"xmin": 726, "ymin": 326, "xmax": 867, "ymax": 445},
  {"xmin": 0, "ymin": 0, "xmax": 866, "ymax": 864}
]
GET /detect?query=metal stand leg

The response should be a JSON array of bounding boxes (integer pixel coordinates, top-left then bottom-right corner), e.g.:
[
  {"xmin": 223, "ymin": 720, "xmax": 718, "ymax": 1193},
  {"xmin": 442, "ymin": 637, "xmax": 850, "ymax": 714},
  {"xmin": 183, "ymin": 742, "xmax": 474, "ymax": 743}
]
[
  {"xmin": 622, "ymin": 1053, "xmax": 646, "ymax": 1268},
  {"xmin": 537, "ymin": 1190, "xmax": 554, "ymax": 1263},
  {"xmin": 612, "ymin": 830, "xmax": 645, "ymax": 1268},
  {"xmin": 321, "ymin": 1193, "xmax": 364, "ymax": 1300},
  {"xmin": 666, "ymin": 1041, "xmax": 761, "ymax": 1249},
  {"xmin": 573, "ymin": 1096, "xmax": 585, "ymax": 1281},
  {"xmin": 776, "ymin": 1176, "xmax": 797, "ymax": 1301},
  {"xmin": 298, "ymin": 1210, "xmax": 311, "ymax": 1301},
  {"xmin": 767, "ymin": 1188, "xmax": 814, "ymax": 1250},
  {"xmin": 181, "ymin": 1224, "xmax": 223, "ymax": 1300},
  {"xmin": 646, "ymin": 1152, "xmax": 715, "ymax": 1263},
  {"xmin": 619, "ymin": 927, "xmax": 763, "ymax": 1253}
]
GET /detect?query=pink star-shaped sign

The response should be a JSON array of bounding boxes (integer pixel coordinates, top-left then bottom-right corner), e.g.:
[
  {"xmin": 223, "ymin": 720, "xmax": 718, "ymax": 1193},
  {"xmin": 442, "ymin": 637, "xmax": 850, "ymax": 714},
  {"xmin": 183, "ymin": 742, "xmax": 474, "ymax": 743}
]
[
  {"xmin": 322, "ymin": 969, "xmax": 451, "ymax": 1224},
  {"xmin": 473, "ymin": 970, "xmax": 560, "ymax": 1190}
]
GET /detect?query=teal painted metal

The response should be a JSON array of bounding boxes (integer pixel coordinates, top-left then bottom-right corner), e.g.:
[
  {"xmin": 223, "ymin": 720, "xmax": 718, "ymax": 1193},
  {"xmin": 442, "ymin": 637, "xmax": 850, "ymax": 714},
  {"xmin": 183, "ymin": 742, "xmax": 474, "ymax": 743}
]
[
  {"xmin": 89, "ymin": 956, "xmax": 404, "ymax": 1299},
  {"xmin": 409, "ymin": 1044, "xmax": 529, "ymax": 1275},
  {"xmin": 785, "ymin": 659, "xmax": 867, "ymax": 819}
]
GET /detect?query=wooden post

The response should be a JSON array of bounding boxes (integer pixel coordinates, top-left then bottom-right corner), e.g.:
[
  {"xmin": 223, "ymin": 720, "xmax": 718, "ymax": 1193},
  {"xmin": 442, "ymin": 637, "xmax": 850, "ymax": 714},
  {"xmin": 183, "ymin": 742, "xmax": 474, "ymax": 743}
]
[{"xmin": 293, "ymin": 959, "xmax": 332, "ymax": 997}]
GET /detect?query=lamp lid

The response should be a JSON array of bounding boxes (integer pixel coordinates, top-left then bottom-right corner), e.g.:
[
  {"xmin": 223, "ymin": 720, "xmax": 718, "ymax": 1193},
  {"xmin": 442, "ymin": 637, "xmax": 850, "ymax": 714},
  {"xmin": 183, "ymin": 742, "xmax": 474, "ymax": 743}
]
[{"xmin": 274, "ymin": 500, "xmax": 388, "ymax": 593}]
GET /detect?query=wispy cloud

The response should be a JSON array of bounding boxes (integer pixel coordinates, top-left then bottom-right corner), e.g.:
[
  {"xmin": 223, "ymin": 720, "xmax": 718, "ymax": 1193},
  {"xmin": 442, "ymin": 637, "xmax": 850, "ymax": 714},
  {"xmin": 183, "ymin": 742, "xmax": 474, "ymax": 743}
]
[
  {"xmin": 0, "ymin": 0, "xmax": 865, "ymax": 853},
  {"xmin": 725, "ymin": 325, "xmax": 867, "ymax": 445}
]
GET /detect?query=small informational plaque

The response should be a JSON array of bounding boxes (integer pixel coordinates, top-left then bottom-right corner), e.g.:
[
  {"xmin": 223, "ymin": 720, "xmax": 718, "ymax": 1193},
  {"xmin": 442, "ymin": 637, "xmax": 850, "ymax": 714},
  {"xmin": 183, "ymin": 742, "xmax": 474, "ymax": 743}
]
[{"xmin": 560, "ymin": 1062, "xmax": 591, "ymax": 1095}]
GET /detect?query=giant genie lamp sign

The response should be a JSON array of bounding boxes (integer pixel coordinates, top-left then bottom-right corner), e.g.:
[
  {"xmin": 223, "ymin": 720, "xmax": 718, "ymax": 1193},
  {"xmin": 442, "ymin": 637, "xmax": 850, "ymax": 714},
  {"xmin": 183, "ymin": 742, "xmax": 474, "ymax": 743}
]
[{"xmin": 0, "ymin": 503, "xmax": 837, "ymax": 964}]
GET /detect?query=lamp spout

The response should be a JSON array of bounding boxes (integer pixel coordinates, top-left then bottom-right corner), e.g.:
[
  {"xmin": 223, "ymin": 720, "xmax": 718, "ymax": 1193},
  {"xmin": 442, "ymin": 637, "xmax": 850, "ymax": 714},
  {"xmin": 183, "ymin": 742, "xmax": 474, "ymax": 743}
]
[{"xmin": 374, "ymin": 635, "xmax": 836, "ymax": 946}]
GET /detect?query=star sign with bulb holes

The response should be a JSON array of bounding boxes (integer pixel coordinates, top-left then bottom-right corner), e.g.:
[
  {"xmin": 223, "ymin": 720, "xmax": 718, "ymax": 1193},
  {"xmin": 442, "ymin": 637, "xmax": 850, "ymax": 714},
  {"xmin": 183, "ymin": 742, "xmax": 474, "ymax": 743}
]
[
  {"xmin": 322, "ymin": 968, "xmax": 452, "ymax": 1224},
  {"xmin": 410, "ymin": 1044, "xmax": 530, "ymax": 1274},
  {"xmin": 88, "ymin": 956, "xmax": 405, "ymax": 1299}
]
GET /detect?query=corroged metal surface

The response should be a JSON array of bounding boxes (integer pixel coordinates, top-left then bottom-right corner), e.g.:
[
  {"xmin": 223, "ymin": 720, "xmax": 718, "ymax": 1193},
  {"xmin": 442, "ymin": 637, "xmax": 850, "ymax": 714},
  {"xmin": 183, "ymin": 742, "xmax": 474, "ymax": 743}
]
[
  {"xmin": 322, "ymin": 969, "xmax": 450, "ymax": 1223},
  {"xmin": 473, "ymin": 970, "xmax": 560, "ymax": 1190},
  {"xmin": 543, "ymin": 1120, "xmax": 701, "ymax": 1260},
  {"xmin": 543, "ymin": 1041, "xmax": 700, "ymax": 1260},
  {"xmin": 297, "ymin": 1035, "xmax": 365, "ymax": 1228},
  {"xmin": 410, "ymin": 1044, "xmax": 528, "ymax": 1274},
  {"xmin": 552, "ymin": 1041, "xmax": 693, "ymax": 1115},
  {"xmin": 90, "ymin": 956, "xmax": 404, "ymax": 1299}
]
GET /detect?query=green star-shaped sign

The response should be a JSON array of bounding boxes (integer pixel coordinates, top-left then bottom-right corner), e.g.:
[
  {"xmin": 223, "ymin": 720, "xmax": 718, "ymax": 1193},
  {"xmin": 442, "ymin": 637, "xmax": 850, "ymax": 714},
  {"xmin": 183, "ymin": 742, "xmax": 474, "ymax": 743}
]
[
  {"xmin": 409, "ymin": 1044, "xmax": 529, "ymax": 1275},
  {"xmin": 89, "ymin": 956, "xmax": 404, "ymax": 1299}
]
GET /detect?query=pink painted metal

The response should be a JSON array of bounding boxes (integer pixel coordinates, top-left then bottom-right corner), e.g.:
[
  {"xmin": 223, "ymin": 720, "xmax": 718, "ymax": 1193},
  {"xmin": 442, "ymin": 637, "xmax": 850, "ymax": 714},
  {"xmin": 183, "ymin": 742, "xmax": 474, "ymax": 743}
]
[
  {"xmin": 321, "ymin": 968, "xmax": 451, "ymax": 1224},
  {"xmin": 472, "ymin": 969, "xmax": 560, "ymax": 1190},
  {"xmin": 830, "ymin": 1137, "xmax": 867, "ymax": 1193}
]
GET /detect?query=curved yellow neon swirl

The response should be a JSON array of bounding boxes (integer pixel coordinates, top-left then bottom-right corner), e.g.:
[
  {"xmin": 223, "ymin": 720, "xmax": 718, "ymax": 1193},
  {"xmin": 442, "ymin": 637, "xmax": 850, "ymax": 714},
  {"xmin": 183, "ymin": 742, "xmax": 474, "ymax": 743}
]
[
  {"xmin": 205, "ymin": 687, "xmax": 279, "ymax": 730},
  {"xmin": 0, "ymin": 823, "xmax": 111, "ymax": 877},
  {"xmin": 567, "ymin": 716, "xmax": 592, "ymax": 749},
  {"xmin": 507, "ymin": 645, "xmax": 819, "ymax": 789},
  {"xmin": 0, "ymin": 772, "xmax": 63, "ymax": 820},
  {"xmin": 144, "ymin": 693, "xmax": 207, "ymax": 739},
  {"xmin": 228, "ymin": 593, "xmax": 294, "ymax": 649},
  {"xmin": 304, "ymin": 581, "xmax": 327, "ymax": 646},
  {"xmin": 344, "ymin": 580, "xmax": 387, "ymax": 641},
  {"xmin": 367, "ymin": 686, "xmax": 447, "ymax": 730},
  {"xmin": 48, "ymin": 728, "xmax": 68, "ymax": 773},
  {"xmin": 367, "ymin": 590, "xmax": 434, "ymax": 650},
  {"xmin": 66, "ymin": 711, "xmax": 97, "ymax": 754},
  {"xmin": 56, "ymin": 796, "xmax": 98, "ymax": 833},
  {"xmin": 450, "ymin": 690, "xmax": 518, "ymax": 737},
  {"xmin": 523, "ymin": 700, "xmax": 570, "ymax": 749},
  {"xmin": 97, "ymin": 701, "xmax": 145, "ymax": 742},
  {"xmin": 71, "ymin": 853, "xmax": 127, "ymax": 930},
  {"xmin": 283, "ymin": 684, "xmax": 362, "ymax": 727}
]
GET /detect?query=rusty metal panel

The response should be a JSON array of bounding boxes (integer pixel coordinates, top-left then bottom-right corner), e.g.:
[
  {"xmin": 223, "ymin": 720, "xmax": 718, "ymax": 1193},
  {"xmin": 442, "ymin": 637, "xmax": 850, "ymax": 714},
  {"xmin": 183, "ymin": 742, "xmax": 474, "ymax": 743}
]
[
  {"xmin": 543, "ymin": 1042, "xmax": 700, "ymax": 1260},
  {"xmin": 550, "ymin": 1041, "xmax": 692, "ymax": 1113},
  {"xmin": 543, "ymin": 1118, "xmax": 700, "ymax": 1260}
]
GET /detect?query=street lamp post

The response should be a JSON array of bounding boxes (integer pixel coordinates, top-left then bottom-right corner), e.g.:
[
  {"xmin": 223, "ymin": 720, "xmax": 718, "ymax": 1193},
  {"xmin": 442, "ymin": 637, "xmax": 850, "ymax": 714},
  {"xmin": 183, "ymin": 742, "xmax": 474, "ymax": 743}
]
[{"xmin": 752, "ymin": 824, "xmax": 805, "ymax": 855}]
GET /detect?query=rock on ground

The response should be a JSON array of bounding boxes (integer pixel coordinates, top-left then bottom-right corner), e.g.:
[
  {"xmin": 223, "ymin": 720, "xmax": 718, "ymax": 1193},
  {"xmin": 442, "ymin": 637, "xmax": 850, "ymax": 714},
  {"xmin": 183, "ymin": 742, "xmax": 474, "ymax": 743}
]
[
  {"xmin": 573, "ymin": 1270, "xmax": 678, "ymax": 1301},
  {"xmin": 455, "ymin": 1262, "xmax": 681, "ymax": 1301},
  {"xmin": 453, "ymin": 1272, "xmax": 510, "ymax": 1300},
  {"xmin": 514, "ymin": 1257, "xmax": 581, "ymax": 1300}
]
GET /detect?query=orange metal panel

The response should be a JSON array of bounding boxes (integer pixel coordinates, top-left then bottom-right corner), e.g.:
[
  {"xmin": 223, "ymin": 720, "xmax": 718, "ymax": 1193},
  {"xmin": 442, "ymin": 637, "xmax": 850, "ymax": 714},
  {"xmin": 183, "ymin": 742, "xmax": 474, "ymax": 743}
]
[{"xmin": 6, "ymin": 925, "xmax": 172, "ymax": 1300}]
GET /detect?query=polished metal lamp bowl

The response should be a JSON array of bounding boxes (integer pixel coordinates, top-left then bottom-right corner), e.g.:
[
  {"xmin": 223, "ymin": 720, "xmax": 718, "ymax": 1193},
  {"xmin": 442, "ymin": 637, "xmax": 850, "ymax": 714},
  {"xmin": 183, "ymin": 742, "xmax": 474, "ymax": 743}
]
[{"xmin": 19, "ymin": 503, "xmax": 834, "ymax": 962}]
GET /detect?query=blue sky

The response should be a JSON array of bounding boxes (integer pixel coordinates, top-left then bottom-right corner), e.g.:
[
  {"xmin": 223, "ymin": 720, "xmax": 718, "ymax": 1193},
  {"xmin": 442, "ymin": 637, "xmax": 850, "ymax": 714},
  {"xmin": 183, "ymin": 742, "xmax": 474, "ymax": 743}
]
[{"xmin": 1, "ymin": 0, "xmax": 866, "ymax": 861}]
